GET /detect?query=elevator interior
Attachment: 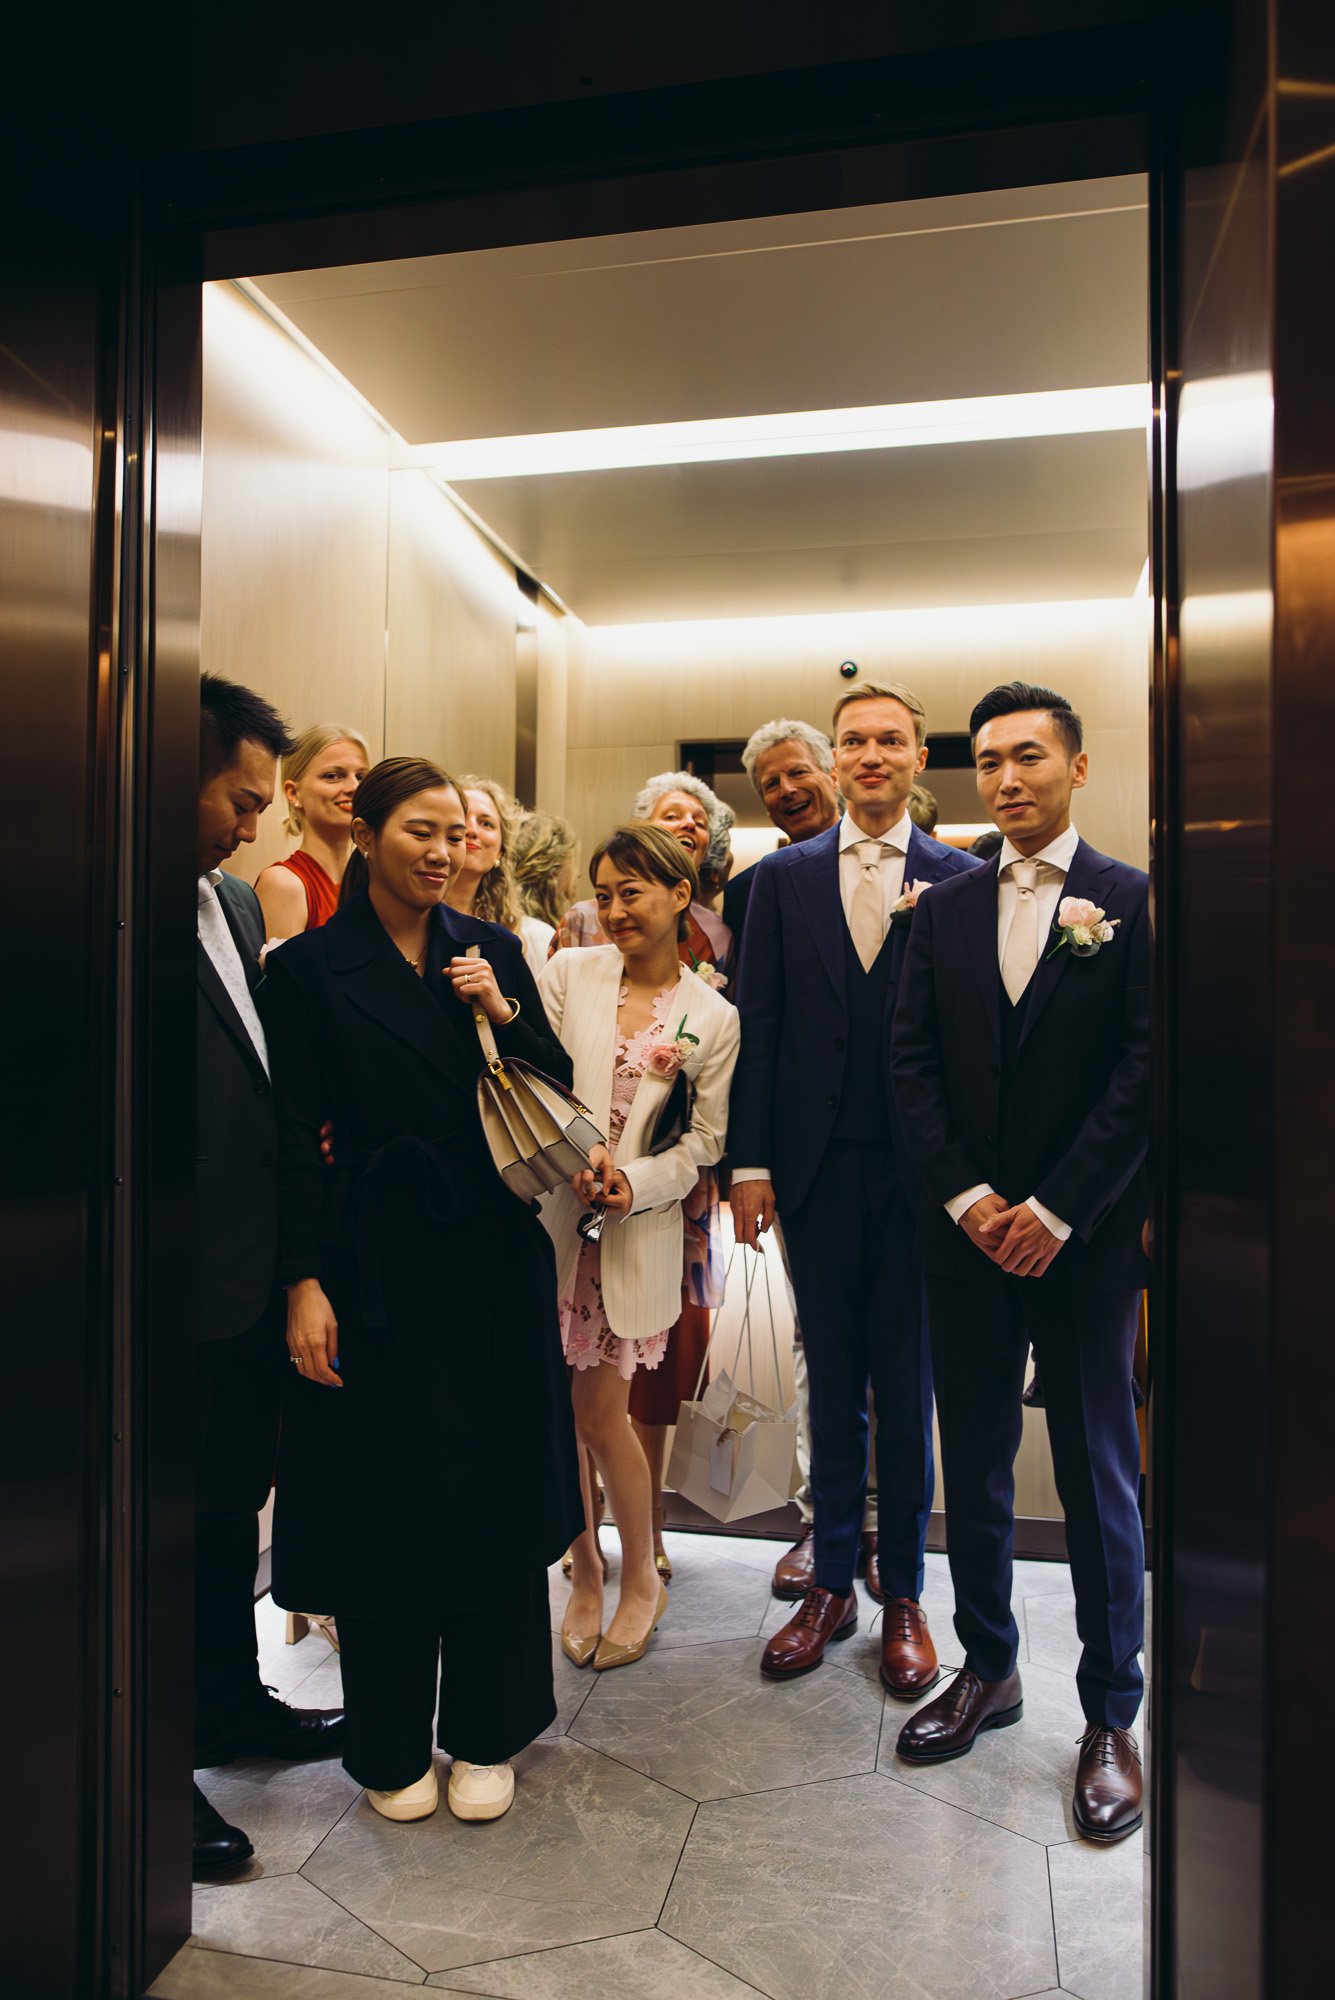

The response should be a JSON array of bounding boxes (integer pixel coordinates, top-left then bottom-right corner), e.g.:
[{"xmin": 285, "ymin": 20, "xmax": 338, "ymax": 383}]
[{"xmin": 203, "ymin": 169, "xmax": 1151, "ymax": 1535}]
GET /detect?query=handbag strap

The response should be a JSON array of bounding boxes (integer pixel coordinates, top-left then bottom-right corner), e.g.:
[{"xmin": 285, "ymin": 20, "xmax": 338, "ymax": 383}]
[{"xmin": 465, "ymin": 944, "xmax": 502, "ymax": 1066}]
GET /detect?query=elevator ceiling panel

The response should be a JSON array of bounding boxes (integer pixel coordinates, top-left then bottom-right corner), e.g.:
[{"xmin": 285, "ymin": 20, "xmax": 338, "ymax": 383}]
[
  {"xmin": 246, "ymin": 173, "xmax": 1148, "ymax": 624},
  {"xmin": 256, "ymin": 177, "xmax": 1147, "ymax": 444},
  {"xmin": 446, "ymin": 428, "xmax": 1148, "ymax": 621}
]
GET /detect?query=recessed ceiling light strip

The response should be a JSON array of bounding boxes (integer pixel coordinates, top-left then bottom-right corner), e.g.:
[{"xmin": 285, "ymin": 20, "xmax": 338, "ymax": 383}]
[{"xmin": 409, "ymin": 383, "xmax": 1150, "ymax": 481}]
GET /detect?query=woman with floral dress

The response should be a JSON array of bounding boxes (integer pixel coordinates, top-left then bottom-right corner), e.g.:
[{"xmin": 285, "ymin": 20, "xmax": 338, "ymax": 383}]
[
  {"xmin": 552, "ymin": 771, "xmax": 734, "ymax": 1578},
  {"xmin": 539, "ymin": 824, "xmax": 739, "ymax": 1671}
]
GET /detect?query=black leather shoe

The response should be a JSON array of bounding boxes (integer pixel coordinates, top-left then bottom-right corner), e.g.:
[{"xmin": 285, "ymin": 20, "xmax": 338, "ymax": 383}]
[
  {"xmin": 192, "ymin": 1782, "xmax": 253, "ymax": 1878},
  {"xmin": 896, "ymin": 1668, "xmax": 1024, "ymax": 1763},
  {"xmin": 196, "ymin": 1688, "xmax": 346, "ymax": 1767}
]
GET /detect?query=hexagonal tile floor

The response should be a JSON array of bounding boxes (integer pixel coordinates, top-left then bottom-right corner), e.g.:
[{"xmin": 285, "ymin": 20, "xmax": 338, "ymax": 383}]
[{"xmin": 149, "ymin": 1535, "xmax": 1144, "ymax": 2000}]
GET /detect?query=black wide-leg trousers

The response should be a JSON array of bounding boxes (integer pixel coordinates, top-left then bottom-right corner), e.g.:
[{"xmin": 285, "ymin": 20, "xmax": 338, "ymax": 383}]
[
  {"xmin": 337, "ymin": 1569, "xmax": 556, "ymax": 1792},
  {"xmin": 194, "ymin": 1303, "xmax": 287, "ymax": 1758}
]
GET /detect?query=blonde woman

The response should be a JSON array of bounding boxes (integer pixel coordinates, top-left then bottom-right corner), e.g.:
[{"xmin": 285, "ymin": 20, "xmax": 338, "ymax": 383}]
[
  {"xmin": 256, "ymin": 724, "xmax": 371, "ymax": 937},
  {"xmin": 540, "ymin": 824, "xmax": 740, "ymax": 1671},
  {"xmin": 512, "ymin": 809, "xmax": 579, "ymax": 955},
  {"xmin": 446, "ymin": 774, "xmax": 550, "ymax": 966}
]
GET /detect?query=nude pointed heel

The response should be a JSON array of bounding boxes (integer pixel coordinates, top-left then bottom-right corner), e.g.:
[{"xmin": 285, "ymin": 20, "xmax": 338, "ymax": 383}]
[{"xmin": 592, "ymin": 1586, "xmax": 668, "ymax": 1672}]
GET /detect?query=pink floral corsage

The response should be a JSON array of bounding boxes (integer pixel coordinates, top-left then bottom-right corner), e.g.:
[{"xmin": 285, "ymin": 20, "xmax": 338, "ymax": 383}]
[
  {"xmin": 1048, "ymin": 895, "xmax": 1119, "ymax": 959},
  {"xmin": 688, "ymin": 951, "xmax": 728, "ymax": 990},
  {"xmin": 645, "ymin": 1042, "xmax": 688, "ymax": 1078}
]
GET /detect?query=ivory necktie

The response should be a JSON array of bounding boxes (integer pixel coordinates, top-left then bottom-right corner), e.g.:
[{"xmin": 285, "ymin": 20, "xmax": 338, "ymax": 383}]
[
  {"xmin": 1001, "ymin": 858, "xmax": 1040, "ymax": 1005},
  {"xmin": 850, "ymin": 840, "xmax": 889, "ymax": 971}
]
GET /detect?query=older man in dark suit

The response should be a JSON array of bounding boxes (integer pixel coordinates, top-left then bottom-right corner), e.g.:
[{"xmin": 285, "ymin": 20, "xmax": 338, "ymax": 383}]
[
  {"xmin": 193, "ymin": 674, "xmax": 344, "ymax": 1876},
  {"xmin": 729, "ymin": 681, "xmax": 980, "ymax": 1689},
  {"xmin": 890, "ymin": 680, "xmax": 1149, "ymax": 1843}
]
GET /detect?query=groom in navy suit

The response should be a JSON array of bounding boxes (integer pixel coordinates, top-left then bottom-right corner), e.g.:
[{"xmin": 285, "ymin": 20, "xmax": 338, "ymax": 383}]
[
  {"xmin": 729, "ymin": 680, "xmax": 980, "ymax": 1689},
  {"xmin": 890, "ymin": 680, "xmax": 1149, "ymax": 1844}
]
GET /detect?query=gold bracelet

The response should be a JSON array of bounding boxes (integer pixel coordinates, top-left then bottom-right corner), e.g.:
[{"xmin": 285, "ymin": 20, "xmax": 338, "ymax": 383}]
[{"xmin": 502, "ymin": 996, "xmax": 521, "ymax": 1025}]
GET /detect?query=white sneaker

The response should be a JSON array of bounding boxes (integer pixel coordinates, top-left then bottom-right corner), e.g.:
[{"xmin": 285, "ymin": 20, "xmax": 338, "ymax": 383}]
[
  {"xmin": 366, "ymin": 1765, "xmax": 439, "ymax": 1822},
  {"xmin": 447, "ymin": 1760, "xmax": 515, "ymax": 1822}
]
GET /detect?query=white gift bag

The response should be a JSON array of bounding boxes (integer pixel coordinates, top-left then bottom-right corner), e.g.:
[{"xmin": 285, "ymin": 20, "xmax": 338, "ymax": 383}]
[{"xmin": 666, "ymin": 1244, "xmax": 797, "ymax": 1525}]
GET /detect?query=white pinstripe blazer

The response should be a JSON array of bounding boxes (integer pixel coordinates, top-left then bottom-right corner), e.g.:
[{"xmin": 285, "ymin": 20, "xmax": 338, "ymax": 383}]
[{"xmin": 537, "ymin": 945, "xmax": 741, "ymax": 1343}]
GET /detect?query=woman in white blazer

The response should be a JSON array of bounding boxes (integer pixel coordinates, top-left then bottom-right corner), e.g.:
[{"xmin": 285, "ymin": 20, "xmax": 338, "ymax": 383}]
[{"xmin": 539, "ymin": 824, "xmax": 740, "ymax": 1673}]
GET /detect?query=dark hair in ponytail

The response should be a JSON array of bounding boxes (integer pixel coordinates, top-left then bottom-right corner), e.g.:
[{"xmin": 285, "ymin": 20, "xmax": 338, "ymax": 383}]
[{"xmin": 339, "ymin": 756, "xmax": 463, "ymax": 907}]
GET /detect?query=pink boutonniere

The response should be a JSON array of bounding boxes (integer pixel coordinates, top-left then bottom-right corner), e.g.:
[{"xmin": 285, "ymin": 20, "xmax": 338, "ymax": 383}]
[
  {"xmin": 687, "ymin": 950, "xmax": 727, "ymax": 991},
  {"xmin": 889, "ymin": 880, "xmax": 931, "ymax": 928},
  {"xmin": 1048, "ymin": 895, "xmax": 1119, "ymax": 960}
]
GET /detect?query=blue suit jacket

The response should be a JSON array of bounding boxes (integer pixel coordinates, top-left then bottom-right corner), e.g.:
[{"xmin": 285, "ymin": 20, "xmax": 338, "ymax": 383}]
[
  {"xmin": 890, "ymin": 839, "xmax": 1150, "ymax": 1287},
  {"xmin": 728, "ymin": 823, "xmax": 982, "ymax": 1211}
]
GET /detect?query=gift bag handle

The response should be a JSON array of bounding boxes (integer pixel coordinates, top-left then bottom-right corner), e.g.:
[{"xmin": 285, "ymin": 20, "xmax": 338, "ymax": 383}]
[{"xmin": 688, "ymin": 1236, "xmax": 783, "ymax": 1406}]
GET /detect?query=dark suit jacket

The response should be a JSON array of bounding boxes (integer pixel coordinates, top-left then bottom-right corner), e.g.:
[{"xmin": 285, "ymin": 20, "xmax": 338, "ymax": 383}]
[
  {"xmin": 260, "ymin": 892, "xmax": 572, "ymax": 1290},
  {"xmin": 197, "ymin": 873, "xmax": 277, "ymax": 1341},
  {"xmin": 890, "ymin": 838, "xmax": 1150, "ymax": 1287},
  {"xmin": 722, "ymin": 863, "xmax": 758, "ymax": 951},
  {"xmin": 727, "ymin": 822, "xmax": 981, "ymax": 1212}
]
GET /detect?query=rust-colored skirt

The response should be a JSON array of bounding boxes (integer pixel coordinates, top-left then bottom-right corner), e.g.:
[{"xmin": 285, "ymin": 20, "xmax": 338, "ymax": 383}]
[{"xmin": 628, "ymin": 1297, "xmax": 709, "ymax": 1425}]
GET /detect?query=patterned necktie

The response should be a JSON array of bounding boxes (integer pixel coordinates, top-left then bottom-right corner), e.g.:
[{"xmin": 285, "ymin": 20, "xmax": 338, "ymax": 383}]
[
  {"xmin": 850, "ymin": 840, "xmax": 889, "ymax": 972},
  {"xmin": 1001, "ymin": 859, "xmax": 1042, "ymax": 1005}
]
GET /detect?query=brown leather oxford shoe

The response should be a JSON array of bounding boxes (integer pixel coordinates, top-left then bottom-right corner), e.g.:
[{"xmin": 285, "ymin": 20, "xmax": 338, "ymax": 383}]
[
  {"xmin": 771, "ymin": 1526, "xmax": 816, "ymax": 1601},
  {"xmin": 879, "ymin": 1597, "xmax": 941, "ymax": 1699},
  {"xmin": 862, "ymin": 1532, "xmax": 883, "ymax": 1602},
  {"xmin": 896, "ymin": 1667, "xmax": 1024, "ymax": 1762},
  {"xmin": 1073, "ymin": 1726, "xmax": 1143, "ymax": 1842},
  {"xmin": 761, "ymin": 1585, "xmax": 857, "ymax": 1678}
]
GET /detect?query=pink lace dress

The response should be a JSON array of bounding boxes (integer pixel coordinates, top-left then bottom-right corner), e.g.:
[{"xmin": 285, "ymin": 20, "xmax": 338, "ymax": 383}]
[{"xmin": 558, "ymin": 983, "xmax": 677, "ymax": 1380}]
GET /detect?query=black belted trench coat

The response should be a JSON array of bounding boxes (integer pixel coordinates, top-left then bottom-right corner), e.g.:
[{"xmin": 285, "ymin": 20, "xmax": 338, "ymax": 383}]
[{"xmin": 259, "ymin": 889, "xmax": 583, "ymax": 1616}]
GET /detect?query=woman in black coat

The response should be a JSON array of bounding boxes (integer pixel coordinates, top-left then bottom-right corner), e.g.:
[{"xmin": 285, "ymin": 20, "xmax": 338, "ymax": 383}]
[{"xmin": 261, "ymin": 756, "xmax": 582, "ymax": 1827}]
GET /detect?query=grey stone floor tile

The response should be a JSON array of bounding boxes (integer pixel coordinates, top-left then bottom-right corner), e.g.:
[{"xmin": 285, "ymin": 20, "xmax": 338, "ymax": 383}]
[
  {"xmin": 195, "ymin": 1755, "xmax": 362, "ymax": 1878},
  {"xmin": 662, "ymin": 1772, "xmax": 1058, "ymax": 2000},
  {"xmin": 192, "ymin": 1873, "xmax": 425, "ymax": 1981},
  {"xmin": 879, "ymin": 1659, "xmax": 1090, "ymax": 1845},
  {"xmin": 425, "ymin": 1927, "xmax": 762, "ymax": 1995},
  {"xmin": 1012, "ymin": 1558, "xmax": 1078, "ymax": 1598},
  {"xmin": 1023, "ymin": 1592, "xmax": 1084, "ymax": 1675},
  {"xmin": 301, "ymin": 1737, "xmax": 694, "ymax": 1973},
  {"xmin": 256, "ymin": 1598, "xmax": 340, "ymax": 1699},
  {"xmin": 148, "ymin": 1943, "xmax": 428, "ymax": 1996},
  {"xmin": 286, "ymin": 1653, "xmax": 346, "ymax": 1712},
  {"xmin": 570, "ymin": 1633, "xmax": 881, "ymax": 1801},
  {"xmin": 1049, "ymin": 1833, "xmax": 1146, "ymax": 2000},
  {"xmin": 551, "ymin": 1546, "xmax": 774, "ymax": 1652}
]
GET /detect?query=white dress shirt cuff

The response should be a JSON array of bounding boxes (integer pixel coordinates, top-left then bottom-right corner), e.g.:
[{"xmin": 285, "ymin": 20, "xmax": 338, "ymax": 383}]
[
  {"xmin": 1025, "ymin": 1197, "xmax": 1072, "ymax": 1242},
  {"xmin": 729, "ymin": 1168, "xmax": 771, "ymax": 1185},
  {"xmin": 946, "ymin": 1183, "xmax": 995, "ymax": 1224}
]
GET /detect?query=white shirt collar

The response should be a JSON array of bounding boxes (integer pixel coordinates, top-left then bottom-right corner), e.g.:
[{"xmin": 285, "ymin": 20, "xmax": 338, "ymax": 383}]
[
  {"xmin": 998, "ymin": 823, "xmax": 1080, "ymax": 876},
  {"xmin": 838, "ymin": 808, "xmax": 913, "ymax": 856}
]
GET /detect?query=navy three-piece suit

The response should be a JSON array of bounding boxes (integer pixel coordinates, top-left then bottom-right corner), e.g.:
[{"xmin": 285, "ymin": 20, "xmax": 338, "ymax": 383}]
[
  {"xmin": 890, "ymin": 839, "xmax": 1150, "ymax": 1727},
  {"xmin": 729, "ymin": 821, "xmax": 980, "ymax": 1598}
]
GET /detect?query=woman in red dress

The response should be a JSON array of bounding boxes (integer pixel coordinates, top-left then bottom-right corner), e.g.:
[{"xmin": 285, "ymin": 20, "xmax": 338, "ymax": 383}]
[{"xmin": 256, "ymin": 724, "xmax": 371, "ymax": 937}]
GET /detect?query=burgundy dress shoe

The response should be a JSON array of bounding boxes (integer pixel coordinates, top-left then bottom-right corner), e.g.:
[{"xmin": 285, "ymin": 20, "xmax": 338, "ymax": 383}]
[
  {"xmin": 771, "ymin": 1526, "xmax": 816, "ymax": 1600},
  {"xmin": 861, "ymin": 1532, "xmax": 883, "ymax": 1602},
  {"xmin": 896, "ymin": 1667, "xmax": 1024, "ymax": 1762},
  {"xmin": 761, "ymin": 1586, "xmax": 857, "ymax": 1678},
  {"xmin": 1073, "ymin": 1726, "xmax": 1143, "ymax": 1842},
  {"xmin": 879, "ymin": 1597, "xmax": 940, "ymax": 1698}
]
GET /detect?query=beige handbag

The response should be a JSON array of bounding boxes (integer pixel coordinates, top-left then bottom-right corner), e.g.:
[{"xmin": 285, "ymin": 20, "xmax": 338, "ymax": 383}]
[{"xmin": 466, "ymin": 946, "xmax": 606, "ymax": 1204}]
